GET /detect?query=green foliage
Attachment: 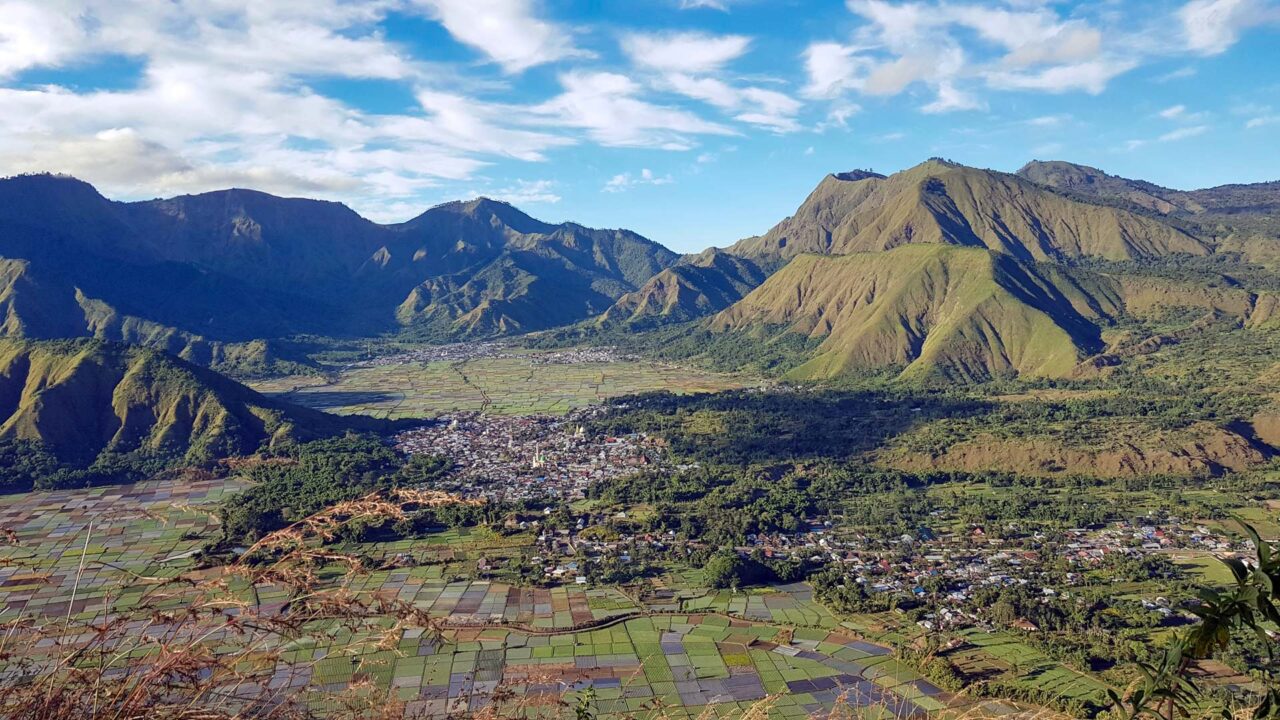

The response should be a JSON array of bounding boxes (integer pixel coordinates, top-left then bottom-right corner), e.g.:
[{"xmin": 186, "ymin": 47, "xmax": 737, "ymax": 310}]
[
  {"xmin": 1110, "ymin": 518, "xmax": 1280, "ymax": 720},
  {"xmin": 218, "ymin": 434, "xmax": 452, "ymax": 542}
]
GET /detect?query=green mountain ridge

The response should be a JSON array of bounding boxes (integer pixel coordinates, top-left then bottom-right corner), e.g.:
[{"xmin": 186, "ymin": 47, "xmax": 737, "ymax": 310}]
[
  {"xmin": 597, "ymin": 248, "xmax": 768, "ymax": 327},
  {"xmin": 712, "ymin": 245, "xmax": 1113, "ymax": 382},
  {"xmin": 710, "ymin": 245, "xmax": 1279, "ymax": 382},
  {"xmin": 729, "ymin": 159, "xmax": 1211, "ymax": 264},
  {"xmin": 0, "ymin": 337, "xmax": 381, "ymax": 487}
]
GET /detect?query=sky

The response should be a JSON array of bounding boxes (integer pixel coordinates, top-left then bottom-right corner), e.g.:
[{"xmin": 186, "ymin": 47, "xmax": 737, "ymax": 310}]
[{"xmin": 1, "ymin": 1, "xmax": 1278, "ymax": 253}]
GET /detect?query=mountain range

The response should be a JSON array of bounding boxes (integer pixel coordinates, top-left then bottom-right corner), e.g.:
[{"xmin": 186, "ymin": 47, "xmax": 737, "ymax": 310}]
[
  {"xmin": 2, "ymin": 158, "xmax": 1278, "ymax": 387},
  {"xmin": 0, "ymin": 175, "xmax": 677, "ymax": 367}
]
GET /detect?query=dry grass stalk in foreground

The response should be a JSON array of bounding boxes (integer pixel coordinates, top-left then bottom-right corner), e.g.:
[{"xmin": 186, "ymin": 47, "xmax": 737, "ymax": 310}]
[
  {"xmin": 0, "ymin": 489, "xmax": 478, "ymax": 720},
  {"xmin": 0, "ymin": 486, "xmax": 1068, "ymax": 720}
]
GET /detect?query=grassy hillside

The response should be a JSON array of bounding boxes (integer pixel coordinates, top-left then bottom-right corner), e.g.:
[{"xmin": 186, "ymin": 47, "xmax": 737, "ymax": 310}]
[
  {"xmin": 712, "ymin": 245, "xmax": 1113, "ymax": 382},
  {"xmin": 730, "ymin": 159, "xmax": 1210, "ymax": 264},
  {"xmin": 0, "ymin": 338, "xmax": 381, "ymax": 490}
]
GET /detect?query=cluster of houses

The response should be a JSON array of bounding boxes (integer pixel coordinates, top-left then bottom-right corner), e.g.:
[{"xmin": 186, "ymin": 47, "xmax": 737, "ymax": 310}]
[
  {"xmin": 527, "ymin": 346, "xmax": 640, "ymax": 365},
  {"xmin": 499, "ymin": 508, "xmax": 1256, "ymax": 632},
  {"xmin": 357, "ymin": 341, "xmax": 512, "ymax": 367},
  {"xmin": 394, "ymin": 410, "xmax": 661, "ymax": 502},
  {"xmin": 354, "ymin": 342, "xmax": 637, "ymax": 369}
]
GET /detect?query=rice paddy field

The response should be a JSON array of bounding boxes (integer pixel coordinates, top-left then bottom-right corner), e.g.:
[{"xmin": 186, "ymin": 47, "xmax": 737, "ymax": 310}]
[
  {"xmin": 250, "ymin": 354, "xmax": 750, "ymax": 418},
  {"xmin": 0, "ymin": 478, "xmax": 1015, "ymax": 719}
]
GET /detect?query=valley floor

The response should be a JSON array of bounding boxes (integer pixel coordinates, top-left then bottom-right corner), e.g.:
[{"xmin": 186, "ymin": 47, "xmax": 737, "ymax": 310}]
[{"xmin": 250, "ymin": 347, "xmax": 749, "ymax": 418}]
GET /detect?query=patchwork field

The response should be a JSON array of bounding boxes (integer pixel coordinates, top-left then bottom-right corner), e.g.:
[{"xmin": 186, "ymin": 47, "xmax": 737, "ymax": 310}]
[
  {"xmin": 251, "ymin": 355, "xmax": 749, "ymax": 418},
  {"xmin": 0, "ymin": 478, "xmax": 984, "ymax": 719}
]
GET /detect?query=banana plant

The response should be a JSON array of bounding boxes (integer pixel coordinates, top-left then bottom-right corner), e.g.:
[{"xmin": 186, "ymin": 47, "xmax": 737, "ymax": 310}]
[{"xmin": 1110, "ymin": 518, "xmax": 1279, "ymax": 720}]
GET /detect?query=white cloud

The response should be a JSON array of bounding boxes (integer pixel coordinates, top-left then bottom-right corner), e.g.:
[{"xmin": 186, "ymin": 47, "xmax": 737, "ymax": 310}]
[
  {"xmin": 1246, "ymin": 114, "xmax": 1280, "ymax": 128},
  {"xmin": 679, "ymin": 0, "xmax": 731, "ymax": 8},
  {"xmin": 622, "ymin": 32, "xmax": 802, "ymax": 134},
  {"xmin": 802, "ymin": 43, "xmax": 867, "ymax": 99},
  {"xmin": 1159, "ymin": 125, "xmax": 1209, "ymax": 141},
  {"xmin": 1179, "ymin": 0, "xmax": 1279, "ymax": 55},
  {"xmin": 411, "ymin": 0, "xmax": 585, "ymax": 73},
  {"xmin": 530, "ymin": 71, "xmax": 736, "ymax": 149},
  {"xmin": 921, "ymin": 81, "xmax": 984, "ymax": 114},
  {"xmin": 603, "ymin": 168, "xmax": 673, "ymax": 193},
  {"xmin": 621, "ymin": 31, "xmax": 751, "ymax": 74},
  {"xmin": 987, "ymin": 59, "xmax": 1137, "ymax": 94},
  {"xmin": 489, "ymin": 179, "xmax": 561, "ymax": 204},
  {"xmin": 1025, "ymin": 114, "xmax": 1070, "ymax": 127},
  {"xmin": 1155, "ymin": 66, "xmax": 1198, "ymax": 82},
  {"xmin": 1156, "ymin": 104, "xmax": 1209, "ymax": 122},
  {"xmin": 803, "ymin": 0, "xmax": 1179, "ymax": 113}
]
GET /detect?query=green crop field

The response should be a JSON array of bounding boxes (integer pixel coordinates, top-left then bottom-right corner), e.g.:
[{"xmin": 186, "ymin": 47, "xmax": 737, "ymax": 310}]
[{"xmin": 251, "ymin": 354, "xmax": 749, "ymax": 418}]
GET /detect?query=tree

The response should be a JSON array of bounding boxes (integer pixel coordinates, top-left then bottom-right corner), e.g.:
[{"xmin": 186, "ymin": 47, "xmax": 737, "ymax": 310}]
[
  {"xmin": 1109, "ymin": 518, "xmax": 1280, "ymax": 720},
  {"xmin": 704, "ymin": 550, "xmax": 745, "ymax": 590}
]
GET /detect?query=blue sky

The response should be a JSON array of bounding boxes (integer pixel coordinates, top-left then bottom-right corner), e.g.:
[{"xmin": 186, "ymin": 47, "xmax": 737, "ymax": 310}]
[{"xmin": 1, "ymin": 1, "xmax": 1278, "ymax": 253}]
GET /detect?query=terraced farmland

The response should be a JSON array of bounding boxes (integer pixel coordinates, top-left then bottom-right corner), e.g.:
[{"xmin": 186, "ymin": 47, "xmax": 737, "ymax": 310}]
[
  {"xmin": 0, "ymin": 478, "xmax": 1003, "ymax": 719},
  {"xmin": 252, "ymin": 354, "xmax": 749, "ymax": 418}
]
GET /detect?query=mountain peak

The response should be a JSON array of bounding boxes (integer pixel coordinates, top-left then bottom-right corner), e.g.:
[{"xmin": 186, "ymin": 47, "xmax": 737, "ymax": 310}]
[{"xmin": 831, "ymin": 170, "xmax": 886, "ymax": 182}]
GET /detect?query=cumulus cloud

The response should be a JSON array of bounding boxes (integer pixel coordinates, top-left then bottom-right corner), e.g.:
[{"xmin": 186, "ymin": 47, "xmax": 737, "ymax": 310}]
[
  {"xmin": 530, "ymin": 71, "xmax": 735, "ymax": 149},
  {"xmin": 411, "ymin": 0, "xmax": 586, "ymax": 73},
  {"xmin": 802, "ymin": 0, "xmax": 1163, "ymax": 113},
  {"xmin": 1179, "ymin": 0, "xmax": 1279, "ymax": 55},
  {"xmin": 621, "ymin": 31, "xmax": 751, "ymax": 73},
  {"xmin": 603, "ymin": 168, "xmax": 673, "ymax": 192},
  {"xmin": 621, "ymin": 32, "xmax": 803, "ymax": 133}
]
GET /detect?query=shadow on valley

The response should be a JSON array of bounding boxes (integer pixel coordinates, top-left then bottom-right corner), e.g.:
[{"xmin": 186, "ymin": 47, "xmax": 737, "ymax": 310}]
[
  {"xmin": 281, "ymin": 390, "xmax": 404, "ymax": 410},
  {"xmin": 588, "ymin": 388, "xmax": 991, "ymax": 464}
]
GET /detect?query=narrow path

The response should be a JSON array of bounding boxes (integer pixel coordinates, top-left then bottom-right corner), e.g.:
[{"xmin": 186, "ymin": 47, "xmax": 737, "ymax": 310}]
[{"xmin": 449, "ymin": 359, "xmax": 492, "ymax": 413}]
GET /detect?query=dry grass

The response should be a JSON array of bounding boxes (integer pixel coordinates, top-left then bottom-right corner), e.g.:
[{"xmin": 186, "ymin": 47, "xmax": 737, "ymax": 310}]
[{"xmin": 0, "ymin": 487, "xmax": 1072, "ymax": 720}]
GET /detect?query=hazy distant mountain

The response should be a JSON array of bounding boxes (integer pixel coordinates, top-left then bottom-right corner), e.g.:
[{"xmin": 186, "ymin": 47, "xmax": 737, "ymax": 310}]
[
  {"xmin": 729, "ymin": 159, "xmax": 1210, "ymax": 264},
  {"xmin": 0, "ymin": 338, "xmax": 378, "ymax": 482},
  {"xmin": 0, "ymin": 175, "xmax": 678, "ymax": 352}
]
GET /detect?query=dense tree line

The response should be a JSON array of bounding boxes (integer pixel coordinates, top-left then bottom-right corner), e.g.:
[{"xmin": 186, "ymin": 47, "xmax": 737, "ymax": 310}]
[{"xmin": 218, "ymin": 434, "xmax": 455, "ymax": 543}]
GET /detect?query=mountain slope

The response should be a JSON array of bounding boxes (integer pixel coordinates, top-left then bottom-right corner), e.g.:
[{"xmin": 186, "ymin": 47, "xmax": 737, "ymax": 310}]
[
  {"xmin": 1018, "ymin": 160, "xmax": 1280, "ymax": 241},
  {"xmin": 598, "ymin": 248, "xmax": 768, "ymax": 327},
  {"xmin": 0, "ymin": 338, "xmax": 376, "ymax": 481},
  {"xmin": 0, "ymin": 175, "xmax": 677, "ymax": 348},
  {"xmin": 388, "ymin": 199, "xmax": 678, "ymax": 337},
  {"xmin": 712, "ymin": 245, "xmax": 1115, "ymax": 382},
  {"xmin": 730, "ymin": 160, "xmax": 1211, "ymax": 265}
]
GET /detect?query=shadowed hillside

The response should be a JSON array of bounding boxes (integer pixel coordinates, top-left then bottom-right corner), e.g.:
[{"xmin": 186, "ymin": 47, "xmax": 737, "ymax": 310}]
[
  {"xmin": 598, "ymin": 248, "xmax": 768, "ymax": 327},
  {"xmin": 0, "ymin": 175, "xmax": 678, "ymax": 350},
  {"xmin": 0, "ymin": 338, "xmax": 388, "ymax": 489}
]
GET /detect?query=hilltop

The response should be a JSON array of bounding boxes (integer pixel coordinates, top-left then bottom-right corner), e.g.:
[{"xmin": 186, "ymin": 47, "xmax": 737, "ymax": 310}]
[
  {"xmin": 729, "ymin": 159, "xmax": 1210, "ymax": 264},
  {"xmin": 0, "ymin": 338, "xmax": 386, "ymax": 490},
  {"xmin": 597, "ymin": 248, "xmax": 768, "ymax": 327}
]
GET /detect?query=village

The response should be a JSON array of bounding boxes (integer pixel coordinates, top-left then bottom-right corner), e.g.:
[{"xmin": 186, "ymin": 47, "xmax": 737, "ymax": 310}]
[
  {"xmin": 501, "ymin": 505, "xmax": 1253, "ymax": 631},
  {"xmin": 394, "ymin": 407, "xmax": 664, "ymax": 502},
  {"xmin": 357, "ymin": 343, "xmax": 639, "ymax": 369}
]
